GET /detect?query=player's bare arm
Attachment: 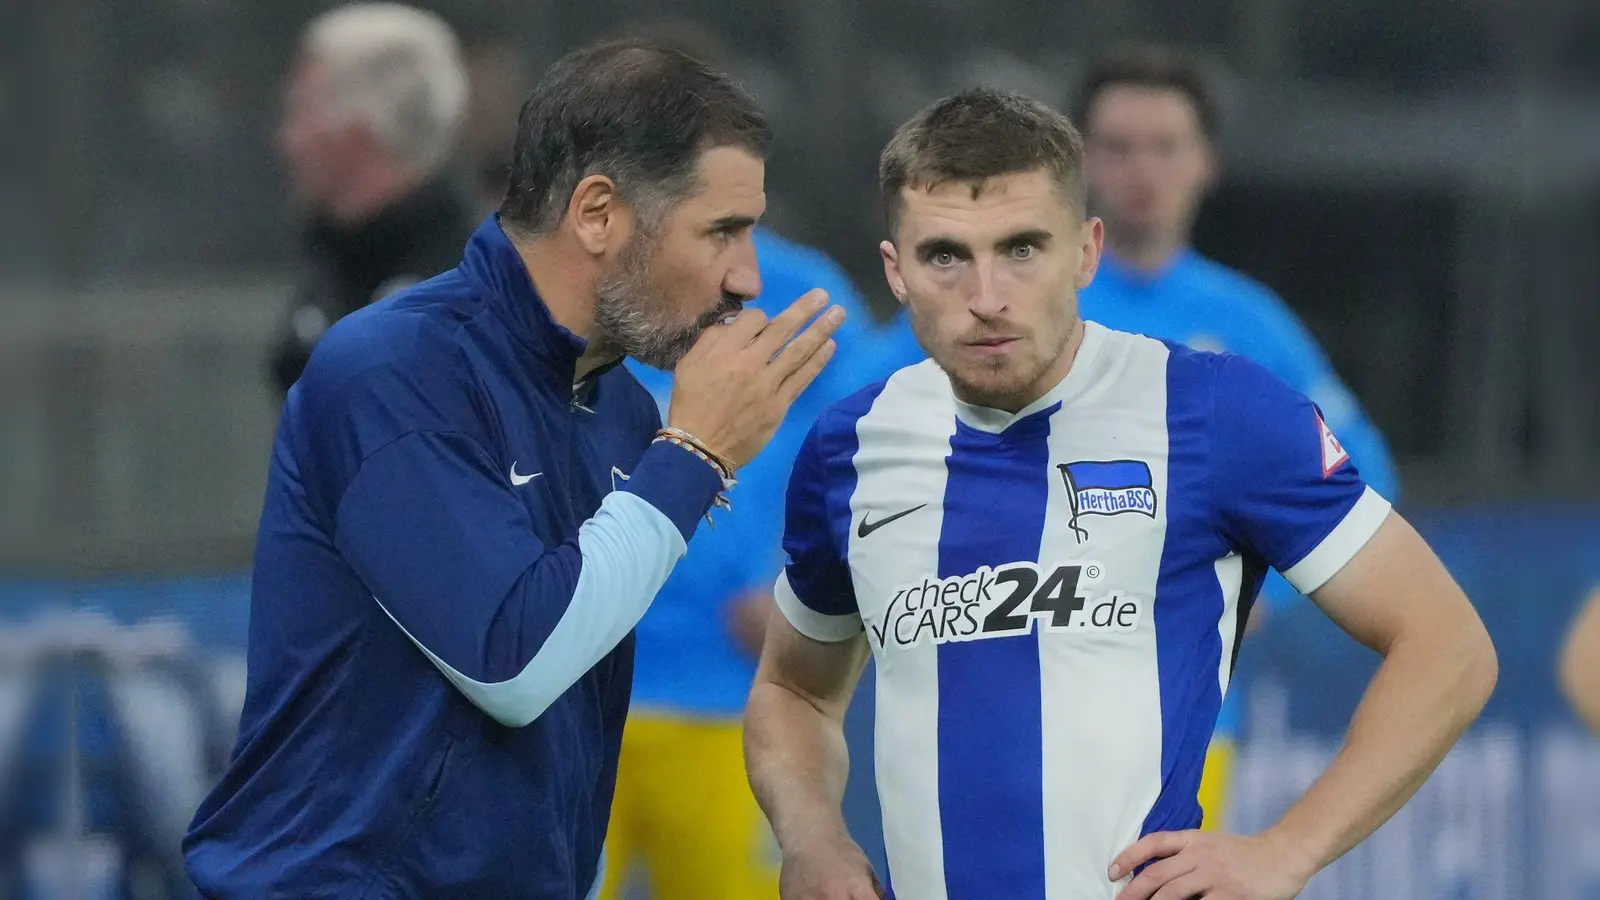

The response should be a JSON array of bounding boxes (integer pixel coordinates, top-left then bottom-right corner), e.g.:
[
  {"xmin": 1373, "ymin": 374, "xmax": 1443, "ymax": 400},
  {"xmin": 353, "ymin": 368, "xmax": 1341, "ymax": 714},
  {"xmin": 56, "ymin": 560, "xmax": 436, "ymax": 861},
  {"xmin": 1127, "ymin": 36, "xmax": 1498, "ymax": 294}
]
[
  {"xmin": 1558, "ymin": 585, "xmax": 1600, "ymax": 732},
  {"xmin": 745, "ymin": 615, "xmax": 880, "ymax": 900},
  {"xmin": 1113, "ymin": 511, "xmax": 1497, "ymax": 900}
]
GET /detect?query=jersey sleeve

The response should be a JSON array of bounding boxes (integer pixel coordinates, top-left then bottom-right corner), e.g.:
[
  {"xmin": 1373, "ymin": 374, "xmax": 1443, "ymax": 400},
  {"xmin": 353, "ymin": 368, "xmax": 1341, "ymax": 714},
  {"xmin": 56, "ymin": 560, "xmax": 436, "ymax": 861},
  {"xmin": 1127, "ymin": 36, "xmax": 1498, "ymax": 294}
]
[
  {"xmin": 773, "ymin": 419, "xmax": 863, "ymax": 642},
  {"xmin": 1210, "ymin": 354, "xmax": 1392, "ymax": 595},
  {"xmin": 1244, "ymin": 290, "xmax": 1403, "ymax": 506}
]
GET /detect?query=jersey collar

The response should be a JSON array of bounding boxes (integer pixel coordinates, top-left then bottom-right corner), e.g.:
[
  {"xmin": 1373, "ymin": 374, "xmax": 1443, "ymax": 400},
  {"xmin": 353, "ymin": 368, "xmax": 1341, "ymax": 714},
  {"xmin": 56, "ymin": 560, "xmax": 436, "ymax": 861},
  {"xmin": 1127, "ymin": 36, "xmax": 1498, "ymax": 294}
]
[{"xmin": 951, "ymin": 320, "xmax": 1110, "ymax": 434}]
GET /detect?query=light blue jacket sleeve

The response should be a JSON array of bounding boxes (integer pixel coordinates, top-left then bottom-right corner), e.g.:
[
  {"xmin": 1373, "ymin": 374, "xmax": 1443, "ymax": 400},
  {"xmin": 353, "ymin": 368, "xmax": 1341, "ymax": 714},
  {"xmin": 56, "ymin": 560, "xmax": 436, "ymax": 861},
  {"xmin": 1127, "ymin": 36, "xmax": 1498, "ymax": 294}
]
[{"xmin": 335, "ymin": 431, "xmax": 723, "ymax": 728}]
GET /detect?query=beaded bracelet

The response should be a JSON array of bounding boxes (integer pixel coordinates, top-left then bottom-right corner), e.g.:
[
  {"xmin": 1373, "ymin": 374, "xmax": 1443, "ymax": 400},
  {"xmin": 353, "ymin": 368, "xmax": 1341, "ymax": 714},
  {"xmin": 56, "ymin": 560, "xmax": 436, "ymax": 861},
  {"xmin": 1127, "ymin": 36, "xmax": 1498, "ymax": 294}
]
[
  {"xmin": 655, "ymin": 428, "xmax": 735, "ymax": 481},
  {"xmin": 652, "ymin": 428, "xmax": 737, "ymax": 522}
]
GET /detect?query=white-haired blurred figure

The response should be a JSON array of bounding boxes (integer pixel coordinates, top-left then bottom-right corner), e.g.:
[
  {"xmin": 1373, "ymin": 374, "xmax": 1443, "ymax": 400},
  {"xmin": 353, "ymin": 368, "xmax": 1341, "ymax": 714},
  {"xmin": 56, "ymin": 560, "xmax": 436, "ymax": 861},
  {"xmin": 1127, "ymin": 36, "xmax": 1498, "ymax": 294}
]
[{"xmin": 270, "ymin": 2, "xmax": 476, "ymax": 395}]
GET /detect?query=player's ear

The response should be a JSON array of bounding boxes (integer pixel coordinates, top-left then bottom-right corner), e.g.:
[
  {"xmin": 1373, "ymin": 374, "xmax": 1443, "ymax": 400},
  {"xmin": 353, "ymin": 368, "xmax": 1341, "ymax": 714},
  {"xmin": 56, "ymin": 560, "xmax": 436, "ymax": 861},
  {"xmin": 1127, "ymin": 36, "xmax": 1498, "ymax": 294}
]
[
  {"xmin": 880, "ymin": 240, "xmax": 908, "ymax": 307},
  {"xmin": 1074, "ymin": 217, "xmax": 1104, "ymax": 290},
  {"xmin": 566, "ymin": 174, "xmax": 625, "ymax": 257}
]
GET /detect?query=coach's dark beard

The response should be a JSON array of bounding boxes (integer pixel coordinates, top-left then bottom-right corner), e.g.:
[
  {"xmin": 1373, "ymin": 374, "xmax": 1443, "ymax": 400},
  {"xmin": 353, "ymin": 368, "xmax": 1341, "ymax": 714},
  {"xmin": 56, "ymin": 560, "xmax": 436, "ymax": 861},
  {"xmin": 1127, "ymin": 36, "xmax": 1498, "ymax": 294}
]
[{"xmin": 595, "ymin": 233, "xmax": 742, "ymax": 371}]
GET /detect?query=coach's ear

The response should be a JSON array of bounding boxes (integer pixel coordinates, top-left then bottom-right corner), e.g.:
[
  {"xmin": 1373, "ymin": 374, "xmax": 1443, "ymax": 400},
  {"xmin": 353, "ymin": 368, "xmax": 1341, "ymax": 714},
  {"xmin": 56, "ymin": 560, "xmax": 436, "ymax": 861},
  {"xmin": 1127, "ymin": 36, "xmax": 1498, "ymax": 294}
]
[
  {"xmin": 880, "ymin": 240, "xmax": 908, "ymax": 308},
  {"xmin": 566, "ymin": 173, "xmax": 627, "ymax": 258}
]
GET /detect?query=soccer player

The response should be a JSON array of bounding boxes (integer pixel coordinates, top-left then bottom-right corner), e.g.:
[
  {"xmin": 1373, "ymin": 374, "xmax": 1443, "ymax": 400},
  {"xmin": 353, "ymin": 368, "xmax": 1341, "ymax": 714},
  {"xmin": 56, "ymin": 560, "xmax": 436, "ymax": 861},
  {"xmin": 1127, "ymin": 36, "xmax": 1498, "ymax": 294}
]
[
  {"xmin": 184, "ymin": 42, "xmax": 843, "ymax": 898},
  {"xmin": 1559, "ymin": 586, "xmax": 1600, "ymax": 732},
  {"xmin": 1070, "ymin": 44, "xmax": 1402, "ymax": 831},
  {"xmin": 744, "ymin": 89, "xmax": 1496, "ymax": 900}
]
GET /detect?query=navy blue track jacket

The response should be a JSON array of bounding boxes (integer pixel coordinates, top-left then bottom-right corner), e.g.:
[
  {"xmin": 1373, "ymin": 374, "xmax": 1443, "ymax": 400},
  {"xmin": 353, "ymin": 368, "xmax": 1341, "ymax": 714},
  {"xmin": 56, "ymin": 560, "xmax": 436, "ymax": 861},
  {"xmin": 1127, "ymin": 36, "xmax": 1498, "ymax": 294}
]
[{"xmin": 184, "ymin": 217, "xmax": 724, "ymax": 899}]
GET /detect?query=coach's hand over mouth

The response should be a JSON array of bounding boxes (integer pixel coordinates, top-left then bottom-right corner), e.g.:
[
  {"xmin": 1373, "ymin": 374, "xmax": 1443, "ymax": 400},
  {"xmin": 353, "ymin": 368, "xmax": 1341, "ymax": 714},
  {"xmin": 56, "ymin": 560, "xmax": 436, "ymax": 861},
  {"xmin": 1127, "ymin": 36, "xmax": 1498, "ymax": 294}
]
[
  {"xmin": 669, "ymin": 288, "xmax": 843, "ymax": 470},
  {"xmin": 1109, "ymin": 828, "xmax": 1314, "ymax": 900}
]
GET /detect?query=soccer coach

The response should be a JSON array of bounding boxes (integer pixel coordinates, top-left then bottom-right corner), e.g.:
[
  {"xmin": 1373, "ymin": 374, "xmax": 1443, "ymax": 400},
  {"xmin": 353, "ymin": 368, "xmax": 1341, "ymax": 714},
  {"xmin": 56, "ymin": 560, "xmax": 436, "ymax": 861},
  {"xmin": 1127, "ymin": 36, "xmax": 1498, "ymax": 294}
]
[{"xmin": 184, "ymin": 41, "xmax": 843, "ymax": 899}]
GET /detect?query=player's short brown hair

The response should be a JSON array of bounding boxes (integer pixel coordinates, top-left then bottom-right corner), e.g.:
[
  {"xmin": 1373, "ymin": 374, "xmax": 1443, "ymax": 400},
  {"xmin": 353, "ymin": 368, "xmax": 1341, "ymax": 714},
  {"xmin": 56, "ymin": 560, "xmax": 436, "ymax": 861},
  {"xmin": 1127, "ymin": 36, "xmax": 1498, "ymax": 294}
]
[
  {"xmin": 1071, "ymin": 44, "xmax": 1220, "ymax": 140},
  {"xmin": 878, "ymin": 88, "xmax": 1086, "ymax": 237}
]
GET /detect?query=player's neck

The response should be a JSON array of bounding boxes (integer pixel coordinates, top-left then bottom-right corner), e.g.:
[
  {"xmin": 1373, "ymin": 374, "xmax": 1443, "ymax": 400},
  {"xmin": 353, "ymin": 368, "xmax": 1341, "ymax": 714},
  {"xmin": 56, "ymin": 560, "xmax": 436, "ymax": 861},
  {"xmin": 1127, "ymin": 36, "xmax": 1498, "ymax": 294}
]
[
  {"xmin": 1104, "ymin": 231, "xmax": 1186, "ymax": 276},
  {"xmin": 511, "ymin": 237, "xmax": 622, "ymax": 380}
]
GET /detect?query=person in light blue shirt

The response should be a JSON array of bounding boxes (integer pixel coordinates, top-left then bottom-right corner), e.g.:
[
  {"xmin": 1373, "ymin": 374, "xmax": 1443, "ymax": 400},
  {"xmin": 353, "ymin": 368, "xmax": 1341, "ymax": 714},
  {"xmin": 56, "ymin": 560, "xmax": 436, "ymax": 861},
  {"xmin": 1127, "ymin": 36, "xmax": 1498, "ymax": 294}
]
[
  {"xmin": 608, "ymin": 228, "xmax": 918, "ymax": 900},
  {"xmin": 1071, "ymin": 44, "xmax": 1400, "ymax": 832}
]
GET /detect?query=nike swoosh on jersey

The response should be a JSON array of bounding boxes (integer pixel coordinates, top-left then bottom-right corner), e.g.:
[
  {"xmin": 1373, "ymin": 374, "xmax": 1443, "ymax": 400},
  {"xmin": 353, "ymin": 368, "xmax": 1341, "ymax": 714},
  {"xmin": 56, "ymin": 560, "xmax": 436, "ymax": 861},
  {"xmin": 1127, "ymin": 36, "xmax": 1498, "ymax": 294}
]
[
  {"xmin": 857, "ymin": 504, "xmax": 927, "ymax": 538},
  {"xmin": 509, "ymin": 464, "xmax": 542, "ymax": 486}
]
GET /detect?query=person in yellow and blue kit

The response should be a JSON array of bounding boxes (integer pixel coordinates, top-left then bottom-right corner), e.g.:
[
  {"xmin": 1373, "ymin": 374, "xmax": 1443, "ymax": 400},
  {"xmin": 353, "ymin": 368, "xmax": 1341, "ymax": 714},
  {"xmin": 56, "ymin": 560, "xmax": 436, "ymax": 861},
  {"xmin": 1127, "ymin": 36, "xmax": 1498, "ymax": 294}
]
[
  {"xmin": 1070, "ymin": 45, "xmax": 1401, "ymax": 832},
  {"xmin": 605, "ymin": 228, "xmax": 918, "ymax": 899}
]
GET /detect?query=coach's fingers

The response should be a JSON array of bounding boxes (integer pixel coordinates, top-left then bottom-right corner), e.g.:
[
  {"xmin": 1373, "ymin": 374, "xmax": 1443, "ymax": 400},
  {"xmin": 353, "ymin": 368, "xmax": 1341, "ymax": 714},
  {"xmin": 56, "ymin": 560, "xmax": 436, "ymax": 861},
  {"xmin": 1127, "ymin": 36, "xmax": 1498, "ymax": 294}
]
[
  {"xmin": 777, "ymin": 339, "xmax": 837, "ymax": 406},
  {"xmin": 1113, "ymin": 852, "xmax": 1198, "ymax": 900},
  {"xmin": 1110, "ymin": 831, "xmax": 1194, "ymax": 883},
  {"xmin": 770, "ymin": 305, "xmax": 844, "ymax": 380},
  {"xmin": 717, "ymin": 306, "xmax": 770, "ymax": 348},
  {"xmin": 750, "ymin": 288, "xmax": 831, "ymax": 356}
]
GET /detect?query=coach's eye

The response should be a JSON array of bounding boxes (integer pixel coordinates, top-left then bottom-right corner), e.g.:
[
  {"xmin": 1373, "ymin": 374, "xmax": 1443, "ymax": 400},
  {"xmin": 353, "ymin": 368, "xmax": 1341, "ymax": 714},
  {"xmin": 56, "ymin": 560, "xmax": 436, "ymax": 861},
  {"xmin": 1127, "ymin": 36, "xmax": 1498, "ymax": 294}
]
[
  {"xmin": 931, "ymin": 251, "xmax": 957, "ymax": 268},
  {"xmin": 1011, "ymin": 243, "xmax": 1037, "ymax": 261}
]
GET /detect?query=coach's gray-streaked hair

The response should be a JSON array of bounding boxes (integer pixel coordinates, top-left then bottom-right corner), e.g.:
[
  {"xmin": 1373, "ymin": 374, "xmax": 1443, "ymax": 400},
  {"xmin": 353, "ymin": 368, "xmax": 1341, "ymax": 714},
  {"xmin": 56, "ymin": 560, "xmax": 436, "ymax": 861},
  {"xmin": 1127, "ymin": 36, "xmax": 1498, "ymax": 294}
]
[
  {"xmin": 498, "ymin": 41, "xmax": 769, "ymax": 238},
  {"xmin": 304, "ymin": 3, "xmax": 469, "ymax": 171}
]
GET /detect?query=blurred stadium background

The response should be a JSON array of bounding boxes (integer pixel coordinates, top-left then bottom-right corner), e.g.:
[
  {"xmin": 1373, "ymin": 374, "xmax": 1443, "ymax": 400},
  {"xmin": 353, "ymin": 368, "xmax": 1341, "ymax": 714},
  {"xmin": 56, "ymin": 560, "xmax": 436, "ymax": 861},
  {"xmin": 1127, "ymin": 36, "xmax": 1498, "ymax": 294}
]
[{"xmin": 3, "ymin": 0, "xmax": 1599, "ymax": 897}]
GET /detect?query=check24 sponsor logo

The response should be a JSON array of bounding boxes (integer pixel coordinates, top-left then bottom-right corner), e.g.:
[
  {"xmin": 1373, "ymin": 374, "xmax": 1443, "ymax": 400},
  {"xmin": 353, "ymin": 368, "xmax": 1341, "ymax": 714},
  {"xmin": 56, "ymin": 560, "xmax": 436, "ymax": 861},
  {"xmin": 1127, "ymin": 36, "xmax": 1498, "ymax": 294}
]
[{"xmin": 869, "ymin": 561, "xmax": 1143, "ymax": 651}]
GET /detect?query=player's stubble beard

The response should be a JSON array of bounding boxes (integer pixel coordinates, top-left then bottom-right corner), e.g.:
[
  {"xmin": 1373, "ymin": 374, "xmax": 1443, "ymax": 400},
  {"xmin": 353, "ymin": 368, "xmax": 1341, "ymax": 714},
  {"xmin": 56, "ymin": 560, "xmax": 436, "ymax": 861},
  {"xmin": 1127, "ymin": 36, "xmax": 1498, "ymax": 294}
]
[
  {"xmin": 594, "ymin": 227, "xmax": 743, "ymax": 371},
  {"xmin": 914, "ymin": 299, "xmax": 1080, "ymax": 412}
]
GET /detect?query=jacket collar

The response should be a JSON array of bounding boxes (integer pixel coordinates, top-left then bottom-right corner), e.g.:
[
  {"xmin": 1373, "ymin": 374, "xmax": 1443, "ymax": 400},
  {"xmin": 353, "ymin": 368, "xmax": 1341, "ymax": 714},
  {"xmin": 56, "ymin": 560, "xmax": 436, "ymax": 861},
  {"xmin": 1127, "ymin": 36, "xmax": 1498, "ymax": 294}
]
[{"xmin": 460, "ymin": 215, "xmax": 624, "ymax": 401}]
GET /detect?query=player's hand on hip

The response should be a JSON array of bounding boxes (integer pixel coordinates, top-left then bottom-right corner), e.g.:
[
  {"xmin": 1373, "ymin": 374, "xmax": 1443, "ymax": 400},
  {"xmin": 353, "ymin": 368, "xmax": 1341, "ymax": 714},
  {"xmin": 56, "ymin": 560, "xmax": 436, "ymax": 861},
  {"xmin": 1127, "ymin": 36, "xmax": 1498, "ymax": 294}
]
[
  {"xmin": 1110, "ymin": 828, "xmax": 1314, "ymax": 900},
  {"xmin": 778, "ymin": 835, "xmax": 884, "ymax": 900},
  {"xmin": 668, "ymin": 288, "xmax": 843, "ymax": 470}
]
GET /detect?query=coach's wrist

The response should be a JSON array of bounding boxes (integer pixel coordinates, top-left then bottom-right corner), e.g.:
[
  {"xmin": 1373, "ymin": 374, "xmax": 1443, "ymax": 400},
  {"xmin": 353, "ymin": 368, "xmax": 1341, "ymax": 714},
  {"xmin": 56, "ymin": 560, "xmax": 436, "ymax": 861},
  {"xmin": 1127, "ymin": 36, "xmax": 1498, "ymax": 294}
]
[{"xmin": 621, "ymin": 439, "xmax": 726, "ymax": 541}]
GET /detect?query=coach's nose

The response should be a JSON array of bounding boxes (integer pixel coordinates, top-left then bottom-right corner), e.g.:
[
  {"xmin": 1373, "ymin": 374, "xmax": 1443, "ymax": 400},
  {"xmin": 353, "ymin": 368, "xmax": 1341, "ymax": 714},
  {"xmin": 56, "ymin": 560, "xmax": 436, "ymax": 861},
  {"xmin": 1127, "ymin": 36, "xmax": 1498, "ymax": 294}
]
[{"xmin": 723, "ymin": 238, "xmax": 762, "ymax": 302}]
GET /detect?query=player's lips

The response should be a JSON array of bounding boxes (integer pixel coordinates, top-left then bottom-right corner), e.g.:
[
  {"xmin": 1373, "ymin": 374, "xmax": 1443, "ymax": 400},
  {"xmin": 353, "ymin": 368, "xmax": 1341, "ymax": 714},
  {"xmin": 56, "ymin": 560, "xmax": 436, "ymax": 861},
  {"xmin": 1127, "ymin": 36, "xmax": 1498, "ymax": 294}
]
[{"xmin": 963, "ymin": 335, "xmax": 1020, "ymax": 356}]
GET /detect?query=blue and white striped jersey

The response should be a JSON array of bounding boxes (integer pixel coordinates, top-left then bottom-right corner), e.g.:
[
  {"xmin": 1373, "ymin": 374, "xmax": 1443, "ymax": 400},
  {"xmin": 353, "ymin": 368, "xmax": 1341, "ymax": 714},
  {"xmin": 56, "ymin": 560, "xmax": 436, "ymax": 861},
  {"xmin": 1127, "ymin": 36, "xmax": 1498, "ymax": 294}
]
[{"xmin": 774, "ymin": 321, "xmax": 1390, "ymax": 899}]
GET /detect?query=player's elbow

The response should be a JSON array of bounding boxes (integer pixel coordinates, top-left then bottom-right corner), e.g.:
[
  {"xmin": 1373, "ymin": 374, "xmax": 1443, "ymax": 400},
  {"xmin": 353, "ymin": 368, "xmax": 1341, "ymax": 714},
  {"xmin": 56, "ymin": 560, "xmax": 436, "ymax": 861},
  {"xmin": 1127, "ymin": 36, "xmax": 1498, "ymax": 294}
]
[{"xmin": 1444, "ymin": 608, "xmax": 1498, "ymax": 716}]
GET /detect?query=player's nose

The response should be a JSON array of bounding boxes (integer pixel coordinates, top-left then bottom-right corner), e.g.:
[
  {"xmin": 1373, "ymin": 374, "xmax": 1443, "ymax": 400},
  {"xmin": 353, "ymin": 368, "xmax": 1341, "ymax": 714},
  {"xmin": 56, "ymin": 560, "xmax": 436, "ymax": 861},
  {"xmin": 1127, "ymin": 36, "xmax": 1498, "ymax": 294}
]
[{"xmin": 968, "ymin": 258, "xmax": 1005, "ymax": 317}]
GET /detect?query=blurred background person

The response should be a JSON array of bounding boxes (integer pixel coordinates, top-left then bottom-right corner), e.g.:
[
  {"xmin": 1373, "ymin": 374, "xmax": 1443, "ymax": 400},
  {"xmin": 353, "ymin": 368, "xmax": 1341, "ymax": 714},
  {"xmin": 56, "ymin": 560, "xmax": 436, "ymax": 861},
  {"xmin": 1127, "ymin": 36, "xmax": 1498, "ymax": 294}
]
[
  {"xmin": 1560, "ymin": 586, "xmax": 1600, "ymax": 733},
  {"xmin": 269, "ymin": 2, "xmax": 476, "ymax": 394},
  {"xmin": 1070, "ymin": 44, "xmax": 1402, "ymax": 834},
  {"xmin": 597, "ymin": 22, "xmax": 919, "ymax": 900}
]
